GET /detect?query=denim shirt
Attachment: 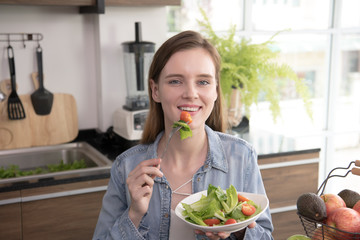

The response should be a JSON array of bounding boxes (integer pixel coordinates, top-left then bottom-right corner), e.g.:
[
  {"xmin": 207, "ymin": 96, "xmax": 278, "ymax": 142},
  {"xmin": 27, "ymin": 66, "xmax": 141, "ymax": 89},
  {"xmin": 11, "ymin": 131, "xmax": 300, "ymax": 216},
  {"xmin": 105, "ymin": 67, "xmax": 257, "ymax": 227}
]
[{"xmin": 93, "ymin": 126, "xmax": 274, "ymax": 240}]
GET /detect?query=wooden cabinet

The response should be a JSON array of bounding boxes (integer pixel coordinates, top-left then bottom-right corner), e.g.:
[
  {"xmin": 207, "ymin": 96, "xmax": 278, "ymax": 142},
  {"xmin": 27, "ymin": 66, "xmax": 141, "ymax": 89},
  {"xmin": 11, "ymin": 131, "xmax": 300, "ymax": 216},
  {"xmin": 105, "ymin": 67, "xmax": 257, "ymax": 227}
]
[
  {"xmin": 259, "ymin": 150, "xmax": 320, "ymax": 239},
  {"xmin": 22, "ymin": 192, "xmax": 105, "ymax": 239},
  {"xmin": 0, "ymin": 191, "xmax": 22, "ymax": 240},
  {"xmin": 0, "ymin": 178, "xmax": 109, "ymax": 240}
]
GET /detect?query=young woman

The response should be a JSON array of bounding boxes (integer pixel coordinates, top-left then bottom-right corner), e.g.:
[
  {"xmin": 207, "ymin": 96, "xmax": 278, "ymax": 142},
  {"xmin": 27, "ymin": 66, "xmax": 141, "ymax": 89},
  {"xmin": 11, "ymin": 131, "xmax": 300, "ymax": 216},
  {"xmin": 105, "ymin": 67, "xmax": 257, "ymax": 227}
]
[{"xmin": 93, "ymin": 31, "xmax": 273, "ymax": 240}]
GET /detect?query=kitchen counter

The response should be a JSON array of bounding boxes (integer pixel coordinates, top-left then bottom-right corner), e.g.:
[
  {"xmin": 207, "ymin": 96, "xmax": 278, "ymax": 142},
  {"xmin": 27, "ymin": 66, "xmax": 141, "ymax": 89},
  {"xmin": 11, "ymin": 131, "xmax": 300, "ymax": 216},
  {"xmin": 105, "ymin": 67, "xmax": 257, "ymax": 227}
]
[{"xmin": 0, "ymin": 126, "xmax": 320, "ymax": 193}]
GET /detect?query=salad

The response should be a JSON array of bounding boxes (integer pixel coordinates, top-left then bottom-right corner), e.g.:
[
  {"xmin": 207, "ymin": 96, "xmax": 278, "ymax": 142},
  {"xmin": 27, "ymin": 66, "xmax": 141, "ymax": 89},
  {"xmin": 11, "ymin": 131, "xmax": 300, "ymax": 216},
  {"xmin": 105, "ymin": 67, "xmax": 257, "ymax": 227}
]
[
  {"xmin": 172, "ymin": 111, "xmax": 192, "ymax": 140},
  {"xmin": 181, "ymin": 184, "xmax": 262, "ymax": 227}
]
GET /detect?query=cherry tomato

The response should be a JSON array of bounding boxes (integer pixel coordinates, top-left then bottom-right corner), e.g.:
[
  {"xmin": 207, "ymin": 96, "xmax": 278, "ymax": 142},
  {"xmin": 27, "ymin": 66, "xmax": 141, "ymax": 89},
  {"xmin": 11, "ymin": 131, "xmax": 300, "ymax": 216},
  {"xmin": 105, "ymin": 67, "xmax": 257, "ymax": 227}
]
[
  {"xmin": 180, "ymin": 111, "xmax": 192, "ymax": 124},
  {"xmin": 225, "ymin": 218, "xmax": 237, "ymax": 225},
  {"xmin": 237, "ymin": 193, "xmax": 250, "ymax": 202},
  {"xmin": 203, "ymin": 218, "xmax": 220, "ymax": 226},
  {"xmin": 241, "ymin": 203, "xmax": 256, "ymax": 216}
]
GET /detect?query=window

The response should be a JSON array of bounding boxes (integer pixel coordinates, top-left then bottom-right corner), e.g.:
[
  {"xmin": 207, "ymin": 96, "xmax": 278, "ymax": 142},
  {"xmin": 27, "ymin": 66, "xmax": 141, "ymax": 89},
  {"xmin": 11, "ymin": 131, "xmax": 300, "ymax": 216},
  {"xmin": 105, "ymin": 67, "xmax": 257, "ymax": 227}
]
[{"xmin": 167, "ymin": 0, "xmax": 360, "ymax": 193}]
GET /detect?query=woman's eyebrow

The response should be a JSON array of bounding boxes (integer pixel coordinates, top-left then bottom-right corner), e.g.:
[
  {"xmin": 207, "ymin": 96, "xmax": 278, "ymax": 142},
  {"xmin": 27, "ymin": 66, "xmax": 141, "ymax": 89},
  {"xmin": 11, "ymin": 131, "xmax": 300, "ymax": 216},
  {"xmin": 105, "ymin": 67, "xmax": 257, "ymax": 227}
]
[
  {"xmin": 164, "ymin": 73, "xmax": 214, "ymax": 79},
  {"xmin": 164, "ymin": 73, "xmax": 183, "ymax": 79},
  {"xmin": 197, "ymin": 74, "xmax": 214, "ymax": 78}
]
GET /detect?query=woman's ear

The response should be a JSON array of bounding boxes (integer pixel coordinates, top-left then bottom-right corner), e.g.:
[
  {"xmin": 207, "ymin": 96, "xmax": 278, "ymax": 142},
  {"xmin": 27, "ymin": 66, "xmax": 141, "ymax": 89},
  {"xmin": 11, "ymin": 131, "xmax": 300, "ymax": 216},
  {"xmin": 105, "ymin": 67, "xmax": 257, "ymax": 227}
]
[{"xmin": 150, "ymin": 79, "xmax": 161, "ymax": 103}]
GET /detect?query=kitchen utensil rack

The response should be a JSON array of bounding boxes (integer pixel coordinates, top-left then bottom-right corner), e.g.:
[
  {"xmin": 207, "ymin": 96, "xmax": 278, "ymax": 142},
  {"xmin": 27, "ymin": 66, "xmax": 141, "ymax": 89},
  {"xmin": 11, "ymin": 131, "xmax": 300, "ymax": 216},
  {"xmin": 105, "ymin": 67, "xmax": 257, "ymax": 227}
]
[
  {"xmin": 0, "ymin": 33, "xmax": 43, "ymax": 48},
  {"xmin": 297, "ymin": 160, "xmax": 360, "ymax": 240}
]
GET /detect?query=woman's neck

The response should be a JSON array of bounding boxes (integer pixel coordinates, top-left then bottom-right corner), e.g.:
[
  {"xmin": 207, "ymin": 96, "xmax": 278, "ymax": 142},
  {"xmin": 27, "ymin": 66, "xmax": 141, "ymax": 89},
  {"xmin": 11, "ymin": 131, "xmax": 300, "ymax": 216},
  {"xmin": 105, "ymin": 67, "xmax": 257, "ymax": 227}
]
[{"xmin": 160, "ymin": 126, "xmax": 208, "ymax": 170}]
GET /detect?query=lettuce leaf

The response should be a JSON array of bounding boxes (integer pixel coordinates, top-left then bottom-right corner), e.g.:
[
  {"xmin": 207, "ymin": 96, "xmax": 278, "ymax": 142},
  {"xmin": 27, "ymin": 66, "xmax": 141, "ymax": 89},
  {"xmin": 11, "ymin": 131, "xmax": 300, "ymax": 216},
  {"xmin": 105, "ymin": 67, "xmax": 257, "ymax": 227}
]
[{"xmin": 172, "ymin": 120, "xmax": 192, "ymax": 140}]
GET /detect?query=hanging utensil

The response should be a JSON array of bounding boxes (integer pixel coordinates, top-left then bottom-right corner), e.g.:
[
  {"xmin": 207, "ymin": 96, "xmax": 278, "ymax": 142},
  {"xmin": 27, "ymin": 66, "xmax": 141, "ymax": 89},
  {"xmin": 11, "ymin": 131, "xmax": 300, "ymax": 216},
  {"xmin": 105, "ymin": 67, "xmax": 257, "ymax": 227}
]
[
  {"xmin": 7, "ymin": 45, "xmax": 26, "ymax": 120},
  {"xmin": 31, "ymin": 45, "xmax": 53, "ymax": 115}
]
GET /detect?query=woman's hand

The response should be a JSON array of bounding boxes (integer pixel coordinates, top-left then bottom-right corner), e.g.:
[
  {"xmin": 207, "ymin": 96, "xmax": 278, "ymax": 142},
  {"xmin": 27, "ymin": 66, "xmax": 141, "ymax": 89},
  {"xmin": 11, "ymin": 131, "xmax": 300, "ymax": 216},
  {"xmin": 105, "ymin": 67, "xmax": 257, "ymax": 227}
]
[
  {"xmin": 194, "ymin": 222, "xmax": 256, "ymax": 240},
  {"xmin": 127, "ymin": 158, "xmax": 163, "ymax": 227},
  {"xmin": 193, "ymin": 230, "xmax": 230, "ymax": 240}
]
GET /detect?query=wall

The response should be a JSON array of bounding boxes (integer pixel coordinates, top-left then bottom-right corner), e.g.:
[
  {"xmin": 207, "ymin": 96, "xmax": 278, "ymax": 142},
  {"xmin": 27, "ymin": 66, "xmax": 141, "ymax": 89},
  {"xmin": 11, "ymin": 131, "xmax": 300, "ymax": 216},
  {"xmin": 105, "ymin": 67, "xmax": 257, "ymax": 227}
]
[{"xmin": 0, "ymin": 5, "xmax": 167, "ymax": 132}]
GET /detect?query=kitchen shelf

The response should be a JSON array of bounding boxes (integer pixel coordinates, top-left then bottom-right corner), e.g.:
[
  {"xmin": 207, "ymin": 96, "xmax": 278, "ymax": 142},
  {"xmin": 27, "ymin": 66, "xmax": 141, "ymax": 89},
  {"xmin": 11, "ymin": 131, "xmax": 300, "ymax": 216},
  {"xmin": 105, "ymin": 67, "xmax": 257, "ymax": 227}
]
[
  {"xmin": 106, "ymin": 0, "xmax": 180, "ymax": 6},
  {"xmin": 0, "ymin": 0, "xmax": 180, "ymax": 6}
]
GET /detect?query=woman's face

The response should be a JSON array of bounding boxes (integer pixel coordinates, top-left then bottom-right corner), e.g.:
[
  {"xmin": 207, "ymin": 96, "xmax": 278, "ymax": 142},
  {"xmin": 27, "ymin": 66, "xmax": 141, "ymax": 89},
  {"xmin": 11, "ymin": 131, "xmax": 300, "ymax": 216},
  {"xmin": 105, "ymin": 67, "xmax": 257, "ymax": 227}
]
[{"xmin": 151, "ymin": 48, "xmax": 218, "ymax": 130}]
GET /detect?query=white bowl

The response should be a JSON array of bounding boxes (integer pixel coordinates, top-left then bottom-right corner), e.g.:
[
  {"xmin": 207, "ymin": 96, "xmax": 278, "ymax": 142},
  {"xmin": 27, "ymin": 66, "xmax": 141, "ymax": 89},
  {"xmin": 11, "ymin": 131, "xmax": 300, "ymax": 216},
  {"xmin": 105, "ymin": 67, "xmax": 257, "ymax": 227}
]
[{"xmin": 174, "ymin": 191, "xmax": 269, "ymax": 233}]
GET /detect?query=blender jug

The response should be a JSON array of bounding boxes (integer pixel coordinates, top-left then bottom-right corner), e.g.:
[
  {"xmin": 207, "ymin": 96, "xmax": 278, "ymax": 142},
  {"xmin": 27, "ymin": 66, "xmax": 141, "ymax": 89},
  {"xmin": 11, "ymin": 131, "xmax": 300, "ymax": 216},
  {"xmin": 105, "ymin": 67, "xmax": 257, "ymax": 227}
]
[{"xmin": 122, "ymin": 22, "xmax": 155, "ymax": 110}]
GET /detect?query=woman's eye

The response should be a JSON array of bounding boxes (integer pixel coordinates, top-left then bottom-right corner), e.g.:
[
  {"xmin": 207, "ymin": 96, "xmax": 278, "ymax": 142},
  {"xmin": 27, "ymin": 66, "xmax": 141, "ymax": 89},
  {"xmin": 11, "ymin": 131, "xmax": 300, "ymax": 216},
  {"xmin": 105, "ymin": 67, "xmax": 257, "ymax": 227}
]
[
  {"xmin": 198, "ymin": 80, "xmax": 210, "ymax": 85},
  {"xmin": 168, "ymin": 79, "xmax": 181, "ymax": 85}
]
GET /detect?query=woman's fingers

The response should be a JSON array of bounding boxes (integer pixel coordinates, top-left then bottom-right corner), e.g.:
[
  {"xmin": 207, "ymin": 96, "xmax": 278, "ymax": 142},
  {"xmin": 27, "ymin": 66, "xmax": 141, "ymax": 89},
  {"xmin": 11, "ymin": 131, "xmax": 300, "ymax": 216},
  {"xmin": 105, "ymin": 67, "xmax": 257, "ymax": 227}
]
[
  {"xmin": 248, "ymin": 222, "xmax": 256, "ymax": 228},
  {"xmin": 217, "ymin": 232, "xmax": 231, "ymax": 239},
  {"xmin": 127, "ymin": 159, "xmax": 163, "ymax": 197},
  {"xmin": 194, "ymin": 230, "xmax": 230, "ymax": 240},
  {"xmin": 194, "ymin": 222, "xmax": 256, "ymax": 239},
  {"xmin": 128, "ymin": 158, "xmax": 162, "ymax": 183},
  {"xmin": 127, "ymin": 158, "xmax": 163, "ymax": 225}
]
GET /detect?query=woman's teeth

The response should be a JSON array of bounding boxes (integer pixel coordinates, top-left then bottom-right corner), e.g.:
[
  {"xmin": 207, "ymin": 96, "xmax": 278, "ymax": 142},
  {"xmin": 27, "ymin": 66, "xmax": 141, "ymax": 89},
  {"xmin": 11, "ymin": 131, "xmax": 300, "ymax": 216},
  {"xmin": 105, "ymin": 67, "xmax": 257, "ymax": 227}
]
[{"xmin": 180, "ymin": 107, "xmax": 198, "ymax": 112}]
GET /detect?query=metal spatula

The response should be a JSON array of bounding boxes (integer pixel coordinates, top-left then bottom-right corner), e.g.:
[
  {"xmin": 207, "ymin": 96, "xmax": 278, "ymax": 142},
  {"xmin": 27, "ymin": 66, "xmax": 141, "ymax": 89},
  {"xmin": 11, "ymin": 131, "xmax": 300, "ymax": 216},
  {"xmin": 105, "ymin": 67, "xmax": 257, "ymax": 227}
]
[{"xmin": 7, "ymin": 45, "xmax": 26, "ymax": 120}]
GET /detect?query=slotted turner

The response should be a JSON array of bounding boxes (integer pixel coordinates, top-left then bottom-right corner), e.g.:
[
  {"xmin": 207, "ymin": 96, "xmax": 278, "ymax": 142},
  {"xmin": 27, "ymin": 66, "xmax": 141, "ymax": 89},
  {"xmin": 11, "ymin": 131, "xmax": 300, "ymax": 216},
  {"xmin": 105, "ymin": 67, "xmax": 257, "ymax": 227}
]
[
  {"xmin": 7, "ymin": 45, "xmax": 26, "ymax": 120},
  {"xmin": 31, "ymin": 45, "xmax": 53, "ymax": 115}
]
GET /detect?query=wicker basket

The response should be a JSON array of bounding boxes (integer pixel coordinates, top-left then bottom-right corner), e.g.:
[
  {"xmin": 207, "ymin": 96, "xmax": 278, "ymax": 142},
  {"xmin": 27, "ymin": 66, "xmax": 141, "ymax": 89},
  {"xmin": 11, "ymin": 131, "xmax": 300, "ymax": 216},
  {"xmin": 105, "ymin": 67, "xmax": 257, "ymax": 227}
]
[{"xmin": 297, "ymin": 160, "xmax": 360, "ymax": 240}]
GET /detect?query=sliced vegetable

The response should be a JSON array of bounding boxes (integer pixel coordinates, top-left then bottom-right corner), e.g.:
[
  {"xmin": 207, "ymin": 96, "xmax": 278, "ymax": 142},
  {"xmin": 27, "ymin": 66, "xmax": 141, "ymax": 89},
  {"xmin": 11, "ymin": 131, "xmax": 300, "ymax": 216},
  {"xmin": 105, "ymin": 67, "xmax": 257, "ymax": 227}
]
[
  {"xmin": 204, "ymin": 218, "xmax": 221, "ymax": 226},
  {"xmin": 225, "ymin": 218, "xmax": 237, "ymax": 225},
  {"xmin": 187, "ymin": 211, "xmax": 207, "ymax": 226},
  {"xmin": 0, "ymin": 160, "xmax": 87, "ymax": 179},
  {"xmin": 237, "ymin": 193, "xmax": 250, "ymax": 202},
  {"xmin": 180, "ymin": 111, "xmax": 192, "ymax": 124},
  {"xmin": 241, "ymin": 203, "xmax": 256, "ymax": 216}
]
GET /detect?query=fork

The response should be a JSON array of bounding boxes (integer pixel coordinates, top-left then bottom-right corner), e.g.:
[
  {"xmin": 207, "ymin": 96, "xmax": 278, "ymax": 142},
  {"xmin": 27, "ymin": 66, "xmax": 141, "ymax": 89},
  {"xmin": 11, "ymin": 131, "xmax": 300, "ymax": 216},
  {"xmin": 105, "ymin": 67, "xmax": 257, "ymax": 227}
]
[
  {"xmin": 159, "ymin": 125, "xmax": 183, "ymax": 159},
  {"xmin": 7, "ymin": 46, "xmax": 26, "ymax": 120}
]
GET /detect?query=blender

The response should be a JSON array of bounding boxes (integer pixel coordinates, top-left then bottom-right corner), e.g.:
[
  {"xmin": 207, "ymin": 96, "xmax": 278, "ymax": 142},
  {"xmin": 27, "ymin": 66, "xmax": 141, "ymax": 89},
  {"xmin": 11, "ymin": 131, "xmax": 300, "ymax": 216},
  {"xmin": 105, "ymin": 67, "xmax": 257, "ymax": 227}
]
[{"xmin": 113, "ymin": 22, "xmax": 155, "ymax": 140}]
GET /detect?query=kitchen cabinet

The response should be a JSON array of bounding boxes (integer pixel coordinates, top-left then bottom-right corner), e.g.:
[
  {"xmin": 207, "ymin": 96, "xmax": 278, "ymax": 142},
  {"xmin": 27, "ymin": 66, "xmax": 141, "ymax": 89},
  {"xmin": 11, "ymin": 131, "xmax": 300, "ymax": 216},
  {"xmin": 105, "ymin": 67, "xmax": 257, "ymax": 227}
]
[
  {"xmin": 0, "ymin": 178, "xmax": 109, "ymax": 240},
  {"xmin": 259, "ymin": 150, "xmax": 320, "ymax": 240},
  {"xmin": 0, "ymin": 0, "xmax": 180, "ymax": 7},
  {"xmin": 0, "ymin": 191, "xmax": 22, "ymax": 240}
]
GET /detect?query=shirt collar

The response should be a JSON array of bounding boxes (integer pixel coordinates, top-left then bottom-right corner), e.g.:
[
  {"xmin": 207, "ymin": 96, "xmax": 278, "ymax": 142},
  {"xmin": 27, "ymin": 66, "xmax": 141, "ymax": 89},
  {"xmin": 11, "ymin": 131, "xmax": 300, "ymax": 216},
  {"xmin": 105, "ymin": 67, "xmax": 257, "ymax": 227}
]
[{"xmin": 205, "ymin": 125, "xmax": 228, "ymax": 173}]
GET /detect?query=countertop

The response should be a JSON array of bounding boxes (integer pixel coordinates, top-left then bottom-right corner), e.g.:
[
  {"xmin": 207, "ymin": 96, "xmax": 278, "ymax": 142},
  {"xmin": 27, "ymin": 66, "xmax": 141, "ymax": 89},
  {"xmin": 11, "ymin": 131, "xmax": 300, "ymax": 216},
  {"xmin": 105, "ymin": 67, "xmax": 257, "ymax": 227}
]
[{"xmin": 0, "ymin": 126, "xmax": 320, "ymax": 193}]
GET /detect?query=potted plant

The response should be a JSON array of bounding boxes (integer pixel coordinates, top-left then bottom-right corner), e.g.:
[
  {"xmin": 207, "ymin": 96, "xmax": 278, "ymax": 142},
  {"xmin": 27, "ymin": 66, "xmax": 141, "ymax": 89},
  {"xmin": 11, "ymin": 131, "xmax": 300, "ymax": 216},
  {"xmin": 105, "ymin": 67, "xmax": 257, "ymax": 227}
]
[{"xmin": 198, "ymin": 11, "xmax": 313, "ymax": 129}]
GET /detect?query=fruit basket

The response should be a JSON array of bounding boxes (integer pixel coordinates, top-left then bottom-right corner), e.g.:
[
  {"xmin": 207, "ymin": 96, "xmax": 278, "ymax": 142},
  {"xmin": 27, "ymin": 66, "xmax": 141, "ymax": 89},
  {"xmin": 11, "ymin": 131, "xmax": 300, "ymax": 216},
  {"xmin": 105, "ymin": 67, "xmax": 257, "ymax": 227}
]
[{"xmin": 297, "ymin": 160, "xmax": 360, "ymax": 240}]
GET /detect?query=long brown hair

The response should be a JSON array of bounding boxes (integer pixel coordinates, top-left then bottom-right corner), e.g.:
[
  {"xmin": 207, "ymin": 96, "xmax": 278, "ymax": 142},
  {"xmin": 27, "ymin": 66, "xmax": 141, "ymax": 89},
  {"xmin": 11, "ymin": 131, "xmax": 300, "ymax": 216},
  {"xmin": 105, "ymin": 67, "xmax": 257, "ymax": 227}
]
[{"xmin": 140, "ymin": 31, "xmax": 227, "ymax": 144}]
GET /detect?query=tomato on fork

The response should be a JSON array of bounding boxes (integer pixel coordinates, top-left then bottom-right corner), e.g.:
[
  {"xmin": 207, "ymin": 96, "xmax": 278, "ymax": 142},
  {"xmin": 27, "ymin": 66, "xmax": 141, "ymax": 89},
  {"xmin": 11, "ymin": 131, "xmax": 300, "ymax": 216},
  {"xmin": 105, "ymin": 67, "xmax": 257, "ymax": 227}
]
[{"xmin": 180, "ymin": 111, "xmax": 192, "ymax": 124}]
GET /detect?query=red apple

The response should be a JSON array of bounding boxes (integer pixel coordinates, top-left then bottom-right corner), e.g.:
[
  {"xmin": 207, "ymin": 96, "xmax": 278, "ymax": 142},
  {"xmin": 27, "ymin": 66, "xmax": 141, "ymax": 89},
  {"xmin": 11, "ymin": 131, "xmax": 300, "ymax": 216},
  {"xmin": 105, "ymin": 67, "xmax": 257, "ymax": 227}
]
[
  {"xmin": 354, "ymin": 200, "xmax": 360, "ymax": 214},
  {"xmin": 326, "ymin": 207, "xmax": 360, "ymax": 239},
  {"xmin": 321, "ymin": 193, "xmax": 346, "ymax": 216}
]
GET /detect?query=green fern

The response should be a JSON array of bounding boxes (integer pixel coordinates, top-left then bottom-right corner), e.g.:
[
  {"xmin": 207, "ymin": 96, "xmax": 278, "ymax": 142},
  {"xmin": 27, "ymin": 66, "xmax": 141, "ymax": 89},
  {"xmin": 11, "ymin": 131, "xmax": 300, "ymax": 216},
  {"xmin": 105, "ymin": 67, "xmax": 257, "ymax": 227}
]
[{"xmin": 198, "ymin": 10, "xmax": 313, "ymax": 122}]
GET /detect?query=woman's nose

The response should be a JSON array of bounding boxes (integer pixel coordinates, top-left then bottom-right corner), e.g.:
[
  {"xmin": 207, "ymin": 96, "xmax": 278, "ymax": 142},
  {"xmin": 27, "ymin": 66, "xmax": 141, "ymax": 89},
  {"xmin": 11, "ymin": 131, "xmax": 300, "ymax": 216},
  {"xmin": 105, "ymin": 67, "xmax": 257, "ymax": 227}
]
[{"xmin": 182, "ymin": 83, "xmax": 198, "ymax": 98}]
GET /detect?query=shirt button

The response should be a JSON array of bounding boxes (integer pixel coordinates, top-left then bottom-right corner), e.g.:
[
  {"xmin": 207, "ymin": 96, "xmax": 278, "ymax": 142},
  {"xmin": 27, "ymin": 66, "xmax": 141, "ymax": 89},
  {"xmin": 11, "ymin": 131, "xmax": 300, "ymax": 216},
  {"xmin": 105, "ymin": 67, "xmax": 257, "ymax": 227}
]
[
  {"xmin": 165, "ymin": 185, "xmax": 169, "ymax": 189},
  {"xmin": 204, "ymin": 164, "xmax": 208, "ymax": 168},
  {"xmin": 197, "ymin": 177, "xmax": 201, "ymax": 182},
  {"xmin": 164, "ymin": 213, "xmax": 169, "ymax": 218}
]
